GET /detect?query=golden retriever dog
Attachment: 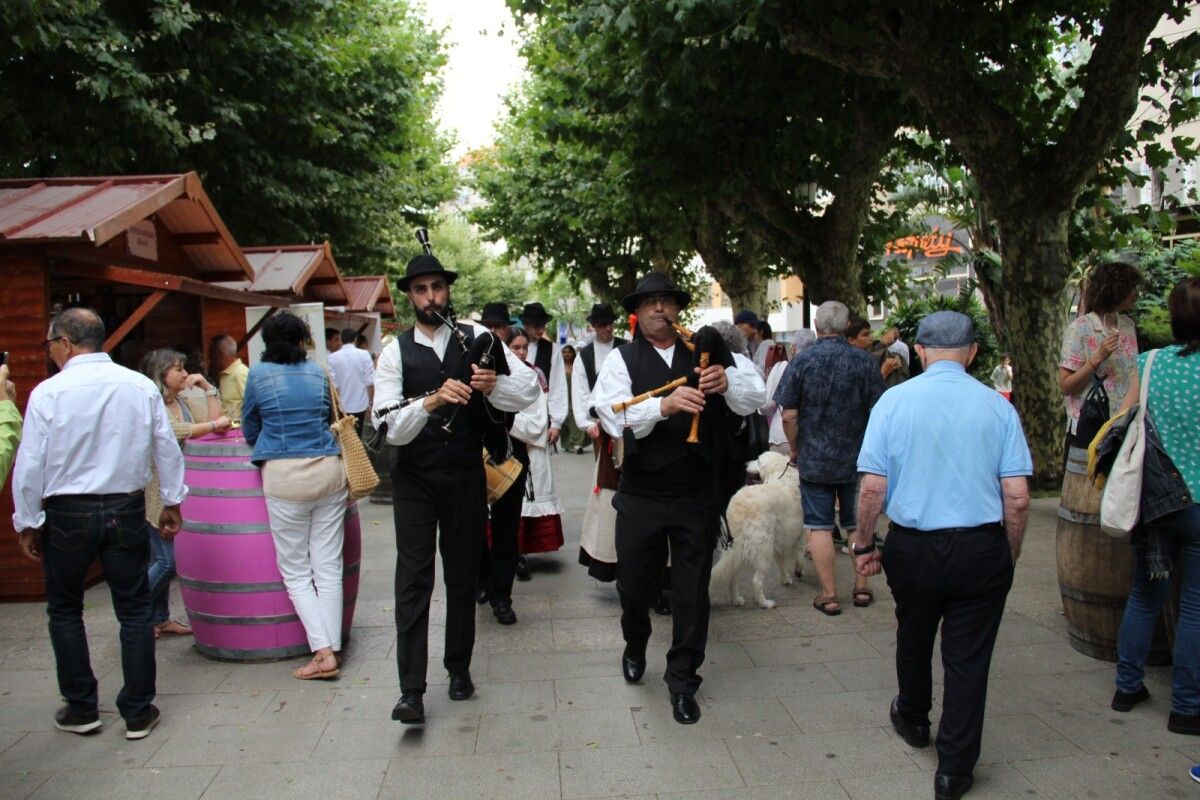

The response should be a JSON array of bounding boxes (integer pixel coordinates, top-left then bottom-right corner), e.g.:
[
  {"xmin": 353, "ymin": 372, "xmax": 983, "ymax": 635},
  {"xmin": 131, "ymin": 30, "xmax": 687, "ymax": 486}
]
[{"xmin": 709, "ymin": 451, "xmax": 804, "ymax": 609}]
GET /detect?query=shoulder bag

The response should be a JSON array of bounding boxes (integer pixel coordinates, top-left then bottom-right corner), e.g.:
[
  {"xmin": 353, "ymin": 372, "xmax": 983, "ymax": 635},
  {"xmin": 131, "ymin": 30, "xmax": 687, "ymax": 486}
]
[
  {"xmin": 323, "ymin": 366, "xmax": 380, "ymax": 501},
  {"xmin": 1099, "ymin": 349, "xmax": 1157, "ymax": 538}
]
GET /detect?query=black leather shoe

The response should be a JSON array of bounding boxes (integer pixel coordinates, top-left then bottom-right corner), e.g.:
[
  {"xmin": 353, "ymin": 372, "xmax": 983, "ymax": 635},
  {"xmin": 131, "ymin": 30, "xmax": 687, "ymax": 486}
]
[
  {"xmin": 448, "ymin": 671, "xmax": 474, "ymax": 701},
  {"xmin": 621, "ymin": 649, "xmax": 646, "ymax": 684},
  {"xmin": 671, "ymin": 693, "xmax": 701, "ymax": 725},
  {"xmin": 934, "ymin": 772, "xmax": 974, "ymax": 800},
  {"xmin": 391, "ymin": 692, "xmax": 424, "ymax": 724},
  {"xmin": 476, "ymin": 588, "xmax": 490, "ymax": 605},
  {"xmin": 1111, "ymin": 685, "xmax": 1150, "ymax": 712},
  {"xmin": 890, "ymin": 696, "xmax": 930, "ymax": 748},
  {"xmin": 515, "ymin": 556, "xmax": 531, "ymax": 581},
  {"xmin": 1168, "ymin": 711, "xmax": 1200, "ymax": 735},
  {"xmin": 492, "ymin": 599, "xmax": 517, "ymax": 625}
]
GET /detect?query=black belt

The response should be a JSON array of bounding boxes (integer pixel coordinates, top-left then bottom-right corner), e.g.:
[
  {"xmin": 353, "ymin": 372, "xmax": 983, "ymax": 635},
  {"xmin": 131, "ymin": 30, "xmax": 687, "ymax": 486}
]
[
  {"xmin": 889, "ymin": 521, "xmax": 1002, "ymax": 535},
  {"xmin": 45, "ymin": 490, "xmax": 144, "ymax": 507}
]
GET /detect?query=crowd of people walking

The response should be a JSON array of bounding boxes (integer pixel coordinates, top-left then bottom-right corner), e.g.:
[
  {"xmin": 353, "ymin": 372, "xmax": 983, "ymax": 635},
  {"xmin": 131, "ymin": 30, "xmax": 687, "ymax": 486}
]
[{"xmin": 2, "ymin": 254, "xmax": 1196, "ymax": 798}]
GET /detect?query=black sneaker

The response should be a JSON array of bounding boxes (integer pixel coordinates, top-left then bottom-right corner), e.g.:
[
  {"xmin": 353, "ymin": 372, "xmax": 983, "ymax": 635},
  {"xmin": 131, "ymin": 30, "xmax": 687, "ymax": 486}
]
[
  {"xmin": 125, "ymin": 704, "xmax": 160, "ymax": 740},
  {"xmin": 1111, "ymin": 685, "xmax": 1150, "ymax": 712},
  {"xmin": 53, "ymin": 706, "xmax": 102, "ymax": 735}
]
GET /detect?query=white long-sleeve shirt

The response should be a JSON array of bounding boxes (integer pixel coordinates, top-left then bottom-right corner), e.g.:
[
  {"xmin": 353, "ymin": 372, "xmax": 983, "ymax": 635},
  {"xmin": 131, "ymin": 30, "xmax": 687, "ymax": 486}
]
[
  {"xmin": 571, "ymin": 339, "xmax": 617, "ymax": 430},
  {"xmin": 528, "ymin": 339, "xmax": 568, "ymax": 429},
  {"xmin": 12, "ymin": 353, "xmax": 187, "ymax": 531},
  {"xmin": 593, "ymin": 342, "xmax": 766, "ymax": 440},
  {"xmin": 372, "ymin": 323, "xmax": 539, "ymax": 446},
  {"xmin": 327, "ymin": 342, "xmax": 375, "ymax": 414}
]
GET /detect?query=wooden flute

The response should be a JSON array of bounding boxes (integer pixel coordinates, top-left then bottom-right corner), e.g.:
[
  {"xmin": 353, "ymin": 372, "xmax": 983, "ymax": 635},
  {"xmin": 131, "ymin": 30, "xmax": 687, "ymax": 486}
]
[{"xmin": 610, "ymin": 376, "xmax": 688, "ymax": 413}]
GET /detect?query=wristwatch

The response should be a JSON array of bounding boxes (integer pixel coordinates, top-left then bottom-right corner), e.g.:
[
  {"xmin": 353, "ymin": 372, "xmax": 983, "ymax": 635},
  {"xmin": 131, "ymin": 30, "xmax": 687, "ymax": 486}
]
[{"xmin": 851, "ymin": 541, "xmax": 876, "ymax": 556}]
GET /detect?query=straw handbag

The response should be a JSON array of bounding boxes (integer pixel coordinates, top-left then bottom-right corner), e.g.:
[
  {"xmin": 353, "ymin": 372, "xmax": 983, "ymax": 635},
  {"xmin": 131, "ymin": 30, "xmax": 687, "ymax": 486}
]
[{"xmin": 323, "ymin": 367, "xmax": 380, "ymax": 501}]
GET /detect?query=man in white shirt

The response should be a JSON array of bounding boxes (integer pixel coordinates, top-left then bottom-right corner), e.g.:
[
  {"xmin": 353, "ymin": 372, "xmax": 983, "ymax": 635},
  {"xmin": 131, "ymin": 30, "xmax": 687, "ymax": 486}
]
[
  {"xmin": 571, "ymin": 303, "xmax": 627, "ymax": 444},
  {"xmin": 12, "ymin": 308, "xmax": 186, "ymax": 741},
  {"xmin": 592, "ymin": 273, "xmax": 765, "ymax": 725},
  {"xmin": 518, "ymin": 302, "xmax": 568, "ymax": 446},
  {"xmin": 327, "ymin": 326, "xmax": 375, "ymax": 435},
  {"xmin": 373, "ymin": 256, "xmax": 539, "ymax": 725}
]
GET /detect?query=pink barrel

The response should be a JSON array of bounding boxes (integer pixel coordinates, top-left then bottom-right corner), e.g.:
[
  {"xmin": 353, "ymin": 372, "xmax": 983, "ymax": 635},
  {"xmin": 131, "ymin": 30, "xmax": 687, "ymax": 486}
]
[{"xmin": 176, "ymin": 431, "xmax": 361, "ymax": 662}]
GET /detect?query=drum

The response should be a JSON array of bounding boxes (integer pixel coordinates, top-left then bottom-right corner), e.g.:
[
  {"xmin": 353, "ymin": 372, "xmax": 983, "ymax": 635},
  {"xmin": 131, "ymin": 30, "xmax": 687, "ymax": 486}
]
[{"xmin": 176, "ymin": 432, "xmax": 361, "ymax": 662}]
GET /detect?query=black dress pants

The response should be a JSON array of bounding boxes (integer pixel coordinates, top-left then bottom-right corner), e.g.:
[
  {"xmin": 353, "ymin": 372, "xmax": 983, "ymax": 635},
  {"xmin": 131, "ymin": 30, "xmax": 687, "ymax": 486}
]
[
  {"xmin": 614, "ymin": 491, "xmax": 719, "ymax": 696},
  {"xmin": 882, "ymin": 523, "xmax": 1014, "ymax": 777},
  {"xmin": 483, "ymin": 465, "xmax": 527, "ymax": 605},
  {"xmin": 392, "ymin": 463, "xmax": 486, "ymax": 693}
]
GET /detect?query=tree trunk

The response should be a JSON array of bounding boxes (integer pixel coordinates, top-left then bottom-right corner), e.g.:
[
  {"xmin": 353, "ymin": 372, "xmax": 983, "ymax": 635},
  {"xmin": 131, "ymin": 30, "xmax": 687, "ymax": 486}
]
[{"xmin": 996, "ymin": 211, "xmax": 1073, "ymax": 489}]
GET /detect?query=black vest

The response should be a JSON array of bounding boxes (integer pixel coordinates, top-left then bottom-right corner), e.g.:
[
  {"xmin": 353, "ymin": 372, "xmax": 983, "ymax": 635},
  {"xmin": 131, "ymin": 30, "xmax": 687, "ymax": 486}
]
[
  {"xmin": 532, "ymin": 339, "xmax": 553, "ymax": 381},
  {"xmin": 580, "ymin": 337, "xmax": 628, "ymax": 390},
  {"xmin": 397, "ymin": 325, "xmax": 484, "ymax": 469},
  {"xmin": 617, "ymin": 337, "xmax": 721, "ymax": 497}
]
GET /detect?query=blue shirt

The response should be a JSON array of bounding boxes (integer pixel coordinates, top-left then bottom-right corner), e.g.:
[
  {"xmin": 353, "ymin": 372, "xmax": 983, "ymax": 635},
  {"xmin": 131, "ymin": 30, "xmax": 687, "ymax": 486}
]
[
  {"xmin": 857, "ymin": 360, "xmax": 1032, "ymax": 529},
  {"xmin": 241, "ymin": 360, "xmax": 339, "ymax": 464},
  {"xmin": 773, "ymin": 336, "xmax": 885, "ymax": 484}
]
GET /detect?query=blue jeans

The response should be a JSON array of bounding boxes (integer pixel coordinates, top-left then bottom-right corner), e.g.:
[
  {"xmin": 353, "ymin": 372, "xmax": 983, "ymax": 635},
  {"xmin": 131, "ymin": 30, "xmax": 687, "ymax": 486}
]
[
  {"xmin": 42, "ymin": 492, "xmax": 156, "ymax": 721},
  {"xmin": 800, "ymin": 478, "xmax": 858, "ymax": 532},
  {"xmin": 147, "ymin": 525, "xmax": 176, "ymax": 626},
  {"xmin": 1115, "ymin": 503, "xmax": 1200, "ymax": 715}
]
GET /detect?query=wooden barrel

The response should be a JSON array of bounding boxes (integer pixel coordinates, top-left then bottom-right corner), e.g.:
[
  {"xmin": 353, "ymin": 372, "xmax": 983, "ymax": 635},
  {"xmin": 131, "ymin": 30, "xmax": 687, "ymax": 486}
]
[
  {"xmin": 176, "ymin": 432, "xmax": 361, "ymax": 662},
  {"xmin": 1055, "ymin": 446, "xmax": 1168, "ymax": 664}
]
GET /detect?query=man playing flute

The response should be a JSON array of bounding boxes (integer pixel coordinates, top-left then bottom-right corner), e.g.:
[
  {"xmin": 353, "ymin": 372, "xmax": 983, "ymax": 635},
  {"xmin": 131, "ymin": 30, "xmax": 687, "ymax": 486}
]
[{"xmin": 592, "ymin": 272, "xmax": 765, "ymax": 724}]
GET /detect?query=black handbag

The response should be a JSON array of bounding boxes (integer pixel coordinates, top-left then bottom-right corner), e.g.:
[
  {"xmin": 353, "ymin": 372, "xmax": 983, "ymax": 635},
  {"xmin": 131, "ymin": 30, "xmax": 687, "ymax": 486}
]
[{"xmin": 1075, "ymin": 374, "xmax": 1110, "ymax": 447}]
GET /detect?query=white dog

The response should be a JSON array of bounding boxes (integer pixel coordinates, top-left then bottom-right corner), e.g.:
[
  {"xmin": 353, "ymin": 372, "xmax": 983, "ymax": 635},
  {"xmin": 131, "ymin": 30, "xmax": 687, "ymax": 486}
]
[{"xmin": 709, "ymin": 451, "xmax": 805, "ymax": 609}]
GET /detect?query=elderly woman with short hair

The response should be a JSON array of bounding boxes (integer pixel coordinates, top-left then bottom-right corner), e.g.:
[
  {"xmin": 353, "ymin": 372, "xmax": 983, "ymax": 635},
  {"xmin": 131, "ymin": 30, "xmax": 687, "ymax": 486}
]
[{"xmin": 140, "ymin": 348, "xmax": 231, "ymax": 638}]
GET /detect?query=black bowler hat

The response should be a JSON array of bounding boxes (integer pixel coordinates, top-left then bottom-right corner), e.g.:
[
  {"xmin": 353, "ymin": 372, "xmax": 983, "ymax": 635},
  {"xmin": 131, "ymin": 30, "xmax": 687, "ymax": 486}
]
[
  {"xmin": 586, "ymin": 303, "xmax": 617, "ymax": 324},
  {"xmin": 621, "ymin": 272, "xmax": 691, "ymax": 314},
  {"xmin": 479, "ymin": 302, "xmax": 512, "ymax": 327},
  {"xmin": 519, "ymin": 302, "xmax": 553, "ymax": 324},
  {"xmin": 397, "ymin": 254, "xmax": 457, "ymax": 292}
]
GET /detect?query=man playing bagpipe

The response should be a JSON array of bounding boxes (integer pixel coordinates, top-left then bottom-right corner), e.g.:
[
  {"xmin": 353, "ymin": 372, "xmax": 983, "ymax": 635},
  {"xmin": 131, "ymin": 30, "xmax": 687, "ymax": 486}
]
[{"xmin": 592, "ymin": 272, "xmax": 765, "ymax": 724}]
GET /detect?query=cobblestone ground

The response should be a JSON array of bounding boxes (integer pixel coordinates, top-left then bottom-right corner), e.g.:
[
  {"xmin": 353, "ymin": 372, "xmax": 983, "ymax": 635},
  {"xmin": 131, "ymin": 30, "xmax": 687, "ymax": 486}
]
[{"xmin": 0, "ymin": 451, "xmax": 1196, "ymax": 799}]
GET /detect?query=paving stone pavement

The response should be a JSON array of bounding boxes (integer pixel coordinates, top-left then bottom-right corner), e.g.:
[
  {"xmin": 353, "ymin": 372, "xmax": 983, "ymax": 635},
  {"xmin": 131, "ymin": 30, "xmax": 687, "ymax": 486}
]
[{"xmin": 1, "ymin": 451, "xmax": 1195, "ymax": 800}]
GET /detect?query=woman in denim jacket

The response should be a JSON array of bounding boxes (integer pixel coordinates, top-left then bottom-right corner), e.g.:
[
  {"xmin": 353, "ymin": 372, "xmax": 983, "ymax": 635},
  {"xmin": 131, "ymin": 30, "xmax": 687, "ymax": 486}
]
[
  {"xmin": 242, "ymin": 313, "xmax": 347, "ymax": 681},
  {"xmin": 1112, "ymin": 277, "xmax": 1200, "ymax": 736}
]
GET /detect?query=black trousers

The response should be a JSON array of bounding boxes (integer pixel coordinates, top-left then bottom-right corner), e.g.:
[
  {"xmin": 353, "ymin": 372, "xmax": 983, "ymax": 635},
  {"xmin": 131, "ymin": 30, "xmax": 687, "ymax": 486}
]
[
  {"xmin": 482, "ymin": 465, "xmax": 527, "ymax": 604},
  {"xmin": 882, "ymin": 523, "xmax": 1014, "ymax": 777},
  {"xmin": 614, "ymin": 491, "xmax": 719, "ymax": 696},
  {"xmin": 392, "ymin": 463, "xmax": 486, "ymax": 693}
]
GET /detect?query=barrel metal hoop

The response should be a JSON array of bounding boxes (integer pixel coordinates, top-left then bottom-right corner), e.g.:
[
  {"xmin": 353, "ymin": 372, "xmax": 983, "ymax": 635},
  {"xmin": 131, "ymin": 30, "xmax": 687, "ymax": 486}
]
[
  {"xmin": 1058, "ymin": 583, "xmax": 1128, "ymax": 608},
  {"xmin": 1057, "ymin": 506, "xmax": 1101, "ymax": 525},
  {"xmin": 181, "ymin": 521, "xmax": 273, "ymax": 534},
  {"xmin": 183, "ymin": 444, "xmax": 254, "ymax": 457},
  {"xmin": 184, "ymin": 459, "xmax": 259, "ymax": 472},
  {"xmin": 178, "ymin": 562, "xmax": 359, "ymax": 593},
  {"xmin": 194, "ymin": 642, "xmax": 310, "ymax": 662},
  {"xmin": 187, "ymin": 487, "xmax": 264, "ymax": 498},
  {"xmin": 185, "ymin": 609, "xmax": 300, "ymax": 625}
]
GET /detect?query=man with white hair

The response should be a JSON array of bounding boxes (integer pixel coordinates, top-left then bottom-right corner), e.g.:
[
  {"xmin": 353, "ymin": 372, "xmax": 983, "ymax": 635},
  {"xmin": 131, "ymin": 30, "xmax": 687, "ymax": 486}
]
[
  {"xmin": 852, "ymin": 311, "xmax": 1032, "ymax": 800},
  {"xmin": 774, "ymin": 301, "xmax": 884, "ymax": 616},
  {"xmin": 208, "ymin": 333, "xmax": 248, "ymax": 421}
]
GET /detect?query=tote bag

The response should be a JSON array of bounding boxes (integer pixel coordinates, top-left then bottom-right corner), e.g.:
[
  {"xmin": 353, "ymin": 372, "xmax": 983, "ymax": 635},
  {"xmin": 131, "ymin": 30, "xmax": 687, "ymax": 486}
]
[{"xmin": 1099, "ymin": 349, "xmax": 1158, "ymax": 537}]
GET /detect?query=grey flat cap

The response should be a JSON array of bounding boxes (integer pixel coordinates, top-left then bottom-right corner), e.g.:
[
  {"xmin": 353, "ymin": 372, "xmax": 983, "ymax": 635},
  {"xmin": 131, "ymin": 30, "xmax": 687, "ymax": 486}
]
[{"xmin": 915, "ymin": 311, "xmax": 975, "ymax": 347}]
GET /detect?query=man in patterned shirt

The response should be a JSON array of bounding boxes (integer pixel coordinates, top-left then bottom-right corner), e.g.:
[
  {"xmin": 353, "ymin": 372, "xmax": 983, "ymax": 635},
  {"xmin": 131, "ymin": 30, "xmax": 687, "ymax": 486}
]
[{"xmin": 774, "ymin": 300, "xmax": 885, "ymax": 615}]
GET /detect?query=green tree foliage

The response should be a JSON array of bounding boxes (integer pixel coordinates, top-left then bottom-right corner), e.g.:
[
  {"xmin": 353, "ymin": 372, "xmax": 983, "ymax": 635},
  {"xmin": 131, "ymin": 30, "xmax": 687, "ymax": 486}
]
[
  {"xmin": 0, "ymin": 0, "xmax": 456, "ymax": 276},
  {"xmin": 391, "ymin": 213, "xmax": 529, "ymax": 327}
]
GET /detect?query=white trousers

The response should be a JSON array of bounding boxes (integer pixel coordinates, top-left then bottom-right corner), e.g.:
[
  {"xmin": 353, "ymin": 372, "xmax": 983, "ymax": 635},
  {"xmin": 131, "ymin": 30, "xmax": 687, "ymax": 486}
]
[{"xmin": 265, "ymin": 488, "xmax": 349, "ymax": 652}]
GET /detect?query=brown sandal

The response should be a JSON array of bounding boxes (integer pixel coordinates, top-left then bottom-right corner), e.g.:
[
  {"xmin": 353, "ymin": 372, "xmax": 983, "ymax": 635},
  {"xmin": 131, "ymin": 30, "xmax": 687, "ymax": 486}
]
[
  {"xmin": 853, "ymin": 589, "xmax": 874, "ymax": 608},
  {"xmin": 155, "ymin": 619, "xmax": 193, "ymax": 637},
  {"xmin": 292, "ymin": 655, "xmax": 339, "ymax": 681},
  {"xmin": 813, "ymin": 595, "xmax": 842, "ymax": 616}
]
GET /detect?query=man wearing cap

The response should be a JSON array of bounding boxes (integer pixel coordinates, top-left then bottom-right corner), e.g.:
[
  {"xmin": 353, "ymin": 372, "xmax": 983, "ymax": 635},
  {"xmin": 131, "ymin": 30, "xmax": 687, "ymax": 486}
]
[
  {"xmin": 518, "ymin": 302, "xmax": 568, "ymax": 447},
  {"xmin": 593, "ymin": 273, "xmax": 765, "ymax": 725},
  {"xmin": 374, "ymin": 257, "xmax": 539, "ymax": 725},
  {"xmin": 476, "ymin": 301, "xmax": 527, "ymax": 623},
  {"xmin": 734, "ymin": 310, "xmax": 764, "ymax": 366},
  {"xmin": 572, "ymin": 303, "xmax": 628, "ymax": 448},
  {"xmin": 852, "ymin": 310, "xmax": 1032, "ymax": 800}
]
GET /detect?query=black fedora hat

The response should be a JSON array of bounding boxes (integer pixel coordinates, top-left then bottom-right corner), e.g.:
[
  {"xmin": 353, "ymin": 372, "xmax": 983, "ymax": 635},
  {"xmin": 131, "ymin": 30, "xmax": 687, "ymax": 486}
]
[
  {"xmin": 479, "ymin": 302, "xmax": 512, "ymax": 327},
  {"xmin": 519, "ymin": 302, "xmax": 553, "ymax": 324},
  {"xmin": 621, "ymin": 272, "xmax": 691, "ymax": 314},
  {"xmin": 397, "ymin": 254, "xmax": 457, "ymax": 292},
  {"xmin": 586, "ymin": 303, "xmax": 617, "ymax": 324}
]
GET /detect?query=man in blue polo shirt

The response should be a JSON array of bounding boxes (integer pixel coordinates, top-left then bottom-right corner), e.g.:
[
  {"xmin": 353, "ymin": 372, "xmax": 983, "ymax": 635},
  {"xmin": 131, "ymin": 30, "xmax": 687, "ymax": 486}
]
[{"xmin": 851, "ymin": 311, "xmax": 1032, "ymax": 800}]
